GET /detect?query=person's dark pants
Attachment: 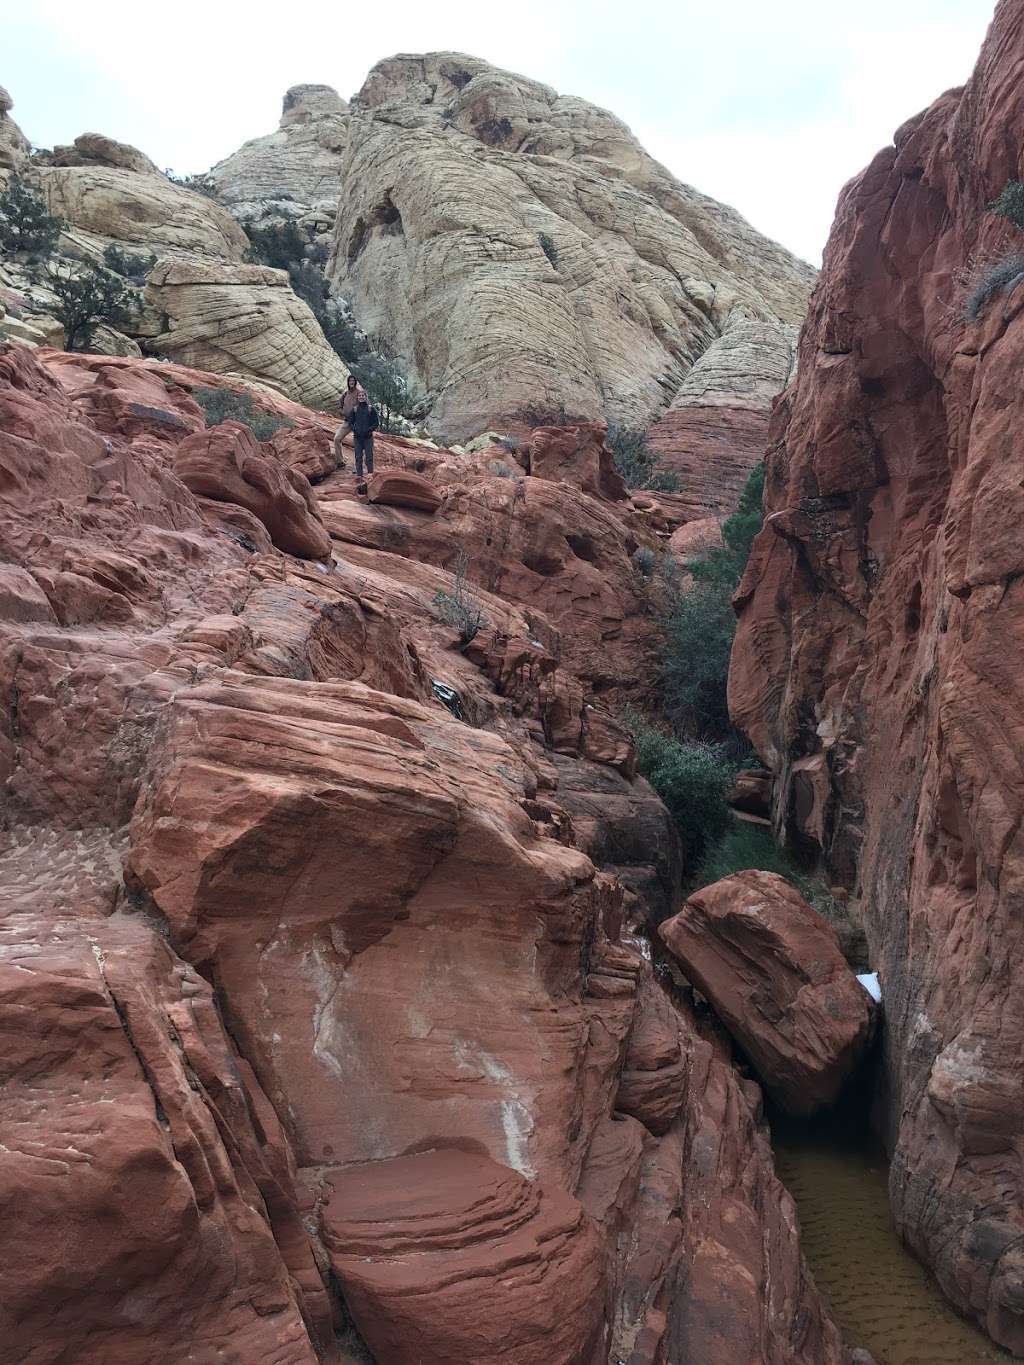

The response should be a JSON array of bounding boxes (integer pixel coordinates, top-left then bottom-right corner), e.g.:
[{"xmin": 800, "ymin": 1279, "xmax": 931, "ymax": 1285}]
[{"xmin": 353, "ymin": 433, "xmax": 374, "ymax": 477}]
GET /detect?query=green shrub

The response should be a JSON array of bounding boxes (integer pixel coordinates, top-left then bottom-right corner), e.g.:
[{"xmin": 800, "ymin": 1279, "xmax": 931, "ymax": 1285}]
[
  {"xmin": 538, "ymin": 232, "xmax": 559, "ymax": 268},
  {"xmin": 607, "ymin": 423, "xmax": 680, "ymax": 492},
  {"xmin": 243, "ymin": 219, "xmax": 306, "ymax": 270},
  {"xmin": 630, "ymin": 717, "xmax": 734, "ymax": 865},
  {"xmin": 47, "ymin": 263, "xmax": 133, "ymax": 351},
  {"xmin": 696, "ymin": 822, "xmax": 812, "ymax": 891},
  {"xmin": 103, "ymin": 243, "xmax": 156, "ymax": 280},
  {"xmin": 166, "ymin": 171, "xmax": 220, "ymax": 200},
  {"xmin": 192, "ymin": 385, "xmax": 293, "ymax": 441},
  {"xmin": 522, "ymin": 402, "xmax": 573, "ymax": 427},
  {"xmin": 0, "ymin": 176, "xmax": 65, "ymax": 259},
  {"xmin": 963, "ymin": 253, "xmax": 1024, "ymax": 322},
  {"xmin": 632, "ymin": 545, "xmax": 657, "ymax": 577},
  {"xmin": 988, "ymin": 179, "xmax": 1024, "ymax": 230},
  {"xmin": 351, "ymin": 347, "xmax": 421, "ymax": 433},
  {"xmin": 288, "ymin": 258, "xmax": 329, "ymax": 314},
  {"xmin": 660, "ymin": 462, "xmax": 765, "ymax": 739}
]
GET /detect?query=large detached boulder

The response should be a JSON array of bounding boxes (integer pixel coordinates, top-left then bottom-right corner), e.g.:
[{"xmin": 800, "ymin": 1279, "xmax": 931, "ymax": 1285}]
[
  {"xmin": 174, "ymin": 422, "xmax": 332, "ymax": 559},
  {"xmin": 659, "ymin": 870, "xmax": 872, "ymax": 1115}
]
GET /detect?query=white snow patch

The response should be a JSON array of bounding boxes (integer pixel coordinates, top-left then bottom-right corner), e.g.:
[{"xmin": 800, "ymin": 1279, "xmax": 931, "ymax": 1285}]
[{"xmin": 857, "ymin": 971, "xmax": 882, "ymax": 1003}]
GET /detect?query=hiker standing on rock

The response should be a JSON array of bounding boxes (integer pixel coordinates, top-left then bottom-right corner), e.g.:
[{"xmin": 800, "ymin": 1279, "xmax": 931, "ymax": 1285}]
[
  {"xmin": 346, "ymin": 384, "xmax": 379, "ymax": 479},
  {"xmin": 332, "ymin": 374, "xmax": 360, "ymax": 467}
]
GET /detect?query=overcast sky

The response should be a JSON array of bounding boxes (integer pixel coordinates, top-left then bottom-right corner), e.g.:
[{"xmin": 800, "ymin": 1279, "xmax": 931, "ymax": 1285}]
[{"xmin": 6, "ymin": 0, "xmax": 995, "ymax": 264}]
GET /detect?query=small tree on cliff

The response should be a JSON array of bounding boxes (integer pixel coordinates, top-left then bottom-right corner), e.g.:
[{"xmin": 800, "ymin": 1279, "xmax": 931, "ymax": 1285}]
[
  {"xmin": 0, "ymin": 176, "xmax": 65, "ymax": 260},
  {"xmin": 47, "ymin": 263, "xmax": 133, "ymax": 351},
  {"xmin": 607, "ymin": 424, "xmax": 680, "ymax": 493}
]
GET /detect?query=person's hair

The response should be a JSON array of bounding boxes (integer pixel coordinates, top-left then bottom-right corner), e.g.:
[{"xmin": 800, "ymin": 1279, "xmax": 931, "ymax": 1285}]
[{"xmin": 346, "ymin": 374, "xmax": 357, "ymax": 388}]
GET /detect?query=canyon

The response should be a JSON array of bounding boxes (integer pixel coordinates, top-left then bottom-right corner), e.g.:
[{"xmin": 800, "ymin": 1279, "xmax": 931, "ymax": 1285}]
[{"xmin": 2, "ymin": 3, "xmax": 1024, "ymax": 1361}]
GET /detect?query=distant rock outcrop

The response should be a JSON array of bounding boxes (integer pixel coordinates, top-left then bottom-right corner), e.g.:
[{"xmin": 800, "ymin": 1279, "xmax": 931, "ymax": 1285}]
[
  {"xmin": 730, "ymin": 0, "xmax": 1024, "ymax": 1349},
  {"xmin": 648, "ymin": 317, "xmax": 798, "ymax": 520},
  {"xmin": 327, "ymin": 52, "xmax": 814, "ymax": 442},
  {"xmin": 208, "ymin": 84, "xmax": 349, "ymax": 240},
  {"xmin": 37, "ymin": 155, "xmax": 249, "ymax": 260},
  {"xmin": 0, "ymin": 86, "xmax": 29, "ymax": 174}
]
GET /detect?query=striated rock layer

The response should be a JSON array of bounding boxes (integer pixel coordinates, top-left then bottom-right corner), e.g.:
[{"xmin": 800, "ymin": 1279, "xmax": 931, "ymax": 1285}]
[
  {"xmin": 730, "ymin": 1, "xmax": 1024, "ymax": 1350},
  {"xmin": 208, "ymin": 84, "xmax": 350, "ymax": 239},
  {"xmin": 327, "ymin": 52, "xmax": 814, "ymax": 442},
  {"xmin": 0, "ymin": 341, "xmax": 849, "ymax": 1363},
  {"xmin": 648, "ymin": 318, "xmax": 797, "ymax": 521}
]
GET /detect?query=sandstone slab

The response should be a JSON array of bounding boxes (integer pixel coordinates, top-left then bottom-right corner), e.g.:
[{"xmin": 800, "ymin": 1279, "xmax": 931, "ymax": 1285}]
[{"xmin": 659, "ymin": 870, "xmax": 873, "ymax": 1115}]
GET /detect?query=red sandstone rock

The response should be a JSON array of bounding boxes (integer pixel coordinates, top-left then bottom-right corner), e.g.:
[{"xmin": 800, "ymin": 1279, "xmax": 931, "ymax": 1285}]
[
  {"xmin": 659, "ymin": 871, "xmax": 873, "ymax": 1115},
  {"xmin": 728, "ymin": 766, "xmax": 773, "ymax": 819},
  {"xmin": 729, "ymin": 6, "xmax": 1024, "ymax": 1344},
  {"xmin": 174, "ymin": 421, "xmax": 332, "ymax": 559},
  {"xmin": 527, "ymin": 422, "xmax": 629, "ymax": 502},
  {"xmin": 0, "ymin": 342, "xmax": 848, "ymax": 1363},
  {"xmin": 366, "ymin": 467, "xmax": 442, "ymax": 512},
  {"xmin": 319, "ymin": 1149, "xmax": 606, "ymax": 1364},
  {"xmin": 0, "ymin": 911, "xmax": 326, "ymax": 1364}
]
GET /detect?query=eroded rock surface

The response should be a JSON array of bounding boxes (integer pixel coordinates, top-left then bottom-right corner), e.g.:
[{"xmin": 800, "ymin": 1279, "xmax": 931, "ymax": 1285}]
[
  {"xmin": 328, "ymin": 52, "xmax": 814, "ymax": 441},
  {"xmin": 0, "ymin": 341, "xmax": 848, "ymax": 1363},
  {"xmin": 659, "ymin": 871, "xmax": 873, "ymax": 1115},
  {"xmin": 730, "ymin": 1, "xmax": 1024, "ymax": 1348},
  {"xmin": 648, "ymin": 318, "xmax": 798, "ymax": 520}
]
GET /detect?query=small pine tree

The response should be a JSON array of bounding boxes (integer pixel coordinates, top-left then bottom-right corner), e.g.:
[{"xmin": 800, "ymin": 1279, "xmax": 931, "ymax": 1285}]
[
  {"xmin": 103, "ymin": 243, "xmax": 156, "ymax": 281},
  {"xmin": 0, "ymin": 176, "xmax": 65, "ymax": 259},
  {"xmin": 47, "ymin": 264, "xmax": 133, "ymax": 352}
]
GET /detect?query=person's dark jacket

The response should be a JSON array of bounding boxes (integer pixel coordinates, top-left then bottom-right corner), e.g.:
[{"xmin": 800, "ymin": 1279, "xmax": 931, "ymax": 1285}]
[{"xmin": 346, "ymin": 401, "xmax": 379, "ymax": 438}]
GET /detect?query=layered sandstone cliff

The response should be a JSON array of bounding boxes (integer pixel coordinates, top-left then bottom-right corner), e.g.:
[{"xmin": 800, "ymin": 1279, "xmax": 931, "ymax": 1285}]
[
  {"xmin": 208, "ymin": 83, "xmax": 349, "ymax": 241},
  {"xmin": 327, "ymin": 52, "xmax": 814, "ymax": 442},
  {"xmin": 730, "ymin": 0, "xmax": 1024, "ymax": 1350},
  {"xmin": 0, "ymin": 341, "xmax": 850, "ymax": 1363},
  {"xmin": 0, "ymin": 94, "xmax": 350, "ymax": 407}
]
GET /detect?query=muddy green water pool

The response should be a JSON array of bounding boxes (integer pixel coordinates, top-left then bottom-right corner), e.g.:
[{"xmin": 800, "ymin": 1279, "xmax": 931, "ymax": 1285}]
[{"xmin": 771, "ymin": 1108, "xmax": 1010, "ymax": 1365}]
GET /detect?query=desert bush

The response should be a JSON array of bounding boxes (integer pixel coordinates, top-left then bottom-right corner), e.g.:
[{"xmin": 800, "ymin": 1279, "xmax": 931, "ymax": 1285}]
[
  {"xmin": 696, "ymin": 822, "xmax": 812, "ymax": 892},
  {"xmin": 288, "ymin": 257, "xmax": 329, "ymax": 314},
  {"xmin": 243, "ymin": 218, "xmax": 306, "ymax": 270},
  {"xmin": 538, "ymin": 232, "xmax": 559, "ymax": 268},
  {"xmin": 103, "ymin": 243, "xmax": 156, "ymax": 280},
  {"xmin": 47, "ymin": 263, "xmax": 134, "ymax": 351},
  {"xmin": 0, "ymin": 176, "xmax": 64, "ymax": 259},
  {"xmin": 498, "ymin": 435, "xmax": 520, "ymax": 453},
  {"xmin": 488, "ymin": 459, "xmax": 519, "ymax": 479},
  {"xmin": 632, "ymin": 545, "xmax": 657, "ymax": 577},
  {"xmin": 193, "ymin": 385, "xmax": 293, "ymax": 440},
  {"xmin": 629, "ymin": 717, "xmax": 734, "ymax": 865},
  {"xmin": 963, "ymin": 253, "xmax": 1024, "ymax": 322},
  {"xmin": 521, "ymin": 401, "xmax": 573, "ymax": 427},
  {"xmin": 434, "ymin": 550, "xmax": 487, "ymax": 647},
  {"xmin": 988, "ymin": 179, "xmax": 1024, "ymax": 230},
  {"xmin": 607, "ymin": 423, "xmax": 681, "ymax": 492}
]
